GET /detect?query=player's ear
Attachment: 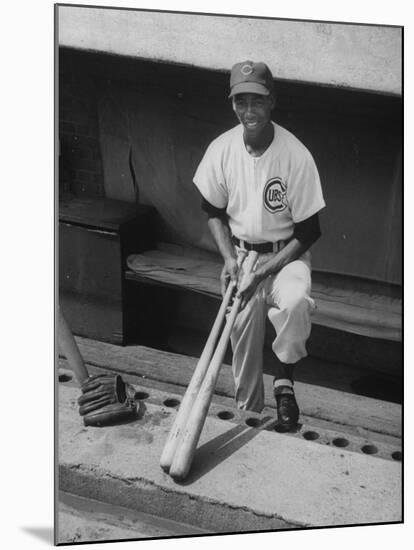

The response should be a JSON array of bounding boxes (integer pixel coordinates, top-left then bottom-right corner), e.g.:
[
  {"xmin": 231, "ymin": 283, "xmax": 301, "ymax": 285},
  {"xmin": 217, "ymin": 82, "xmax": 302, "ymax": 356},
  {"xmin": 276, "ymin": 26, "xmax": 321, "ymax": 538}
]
[{"xmin": 269, "ymin": 93, "xmax": 276, "ymax": 110}]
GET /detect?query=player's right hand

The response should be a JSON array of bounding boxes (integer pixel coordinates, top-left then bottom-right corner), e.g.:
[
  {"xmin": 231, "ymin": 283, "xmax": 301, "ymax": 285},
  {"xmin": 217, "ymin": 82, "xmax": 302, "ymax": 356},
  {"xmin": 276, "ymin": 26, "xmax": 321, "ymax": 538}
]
[{"xmin": 220, "ymin": 256, "xmax": 239, "ymax": 297}]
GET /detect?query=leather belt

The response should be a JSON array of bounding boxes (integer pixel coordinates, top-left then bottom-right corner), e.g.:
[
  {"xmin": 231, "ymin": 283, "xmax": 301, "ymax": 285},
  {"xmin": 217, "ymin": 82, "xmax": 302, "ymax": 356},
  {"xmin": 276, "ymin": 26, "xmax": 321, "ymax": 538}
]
[{"xmin": 232, "ymin": 236, "xmax": 279, "ymax": 254}]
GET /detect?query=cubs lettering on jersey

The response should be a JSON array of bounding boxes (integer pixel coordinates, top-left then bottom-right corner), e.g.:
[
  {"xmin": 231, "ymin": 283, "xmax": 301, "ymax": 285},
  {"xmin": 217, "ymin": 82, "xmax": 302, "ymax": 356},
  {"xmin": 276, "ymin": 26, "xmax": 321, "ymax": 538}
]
[{"xmin": 263, "ymin": 178, "xmax": 288, "ymax": 213}]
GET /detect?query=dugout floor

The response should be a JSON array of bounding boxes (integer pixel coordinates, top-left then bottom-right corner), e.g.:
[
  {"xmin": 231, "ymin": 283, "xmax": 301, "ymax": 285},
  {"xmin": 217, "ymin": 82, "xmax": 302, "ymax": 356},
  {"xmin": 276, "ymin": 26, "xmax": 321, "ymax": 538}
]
[{"xmin": 56, "ymin": 336, "xmax": 402, "ymax": 543}]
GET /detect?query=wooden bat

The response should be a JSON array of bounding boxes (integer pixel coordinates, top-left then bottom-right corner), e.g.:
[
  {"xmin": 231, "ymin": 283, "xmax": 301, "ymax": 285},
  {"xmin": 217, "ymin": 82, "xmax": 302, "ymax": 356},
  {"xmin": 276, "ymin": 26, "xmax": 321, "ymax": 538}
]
[
  {"xmin": 58, "ymin": 307, "xmax": 89, "ymax": 385},
  {"xmin": 169, "ymin": 250, "xmax": 259, "ymax": 480},
  {"xmin": 160, "ymin": 250, "xmax": 248, "ymax": 472}
]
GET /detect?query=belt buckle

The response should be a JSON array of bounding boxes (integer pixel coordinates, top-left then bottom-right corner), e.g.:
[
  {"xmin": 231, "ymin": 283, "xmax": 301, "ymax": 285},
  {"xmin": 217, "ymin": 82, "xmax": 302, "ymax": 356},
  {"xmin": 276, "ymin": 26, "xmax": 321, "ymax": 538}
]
[{"xmin": 273, "ymin": 241, "xmax": 283, "ymax": 253}]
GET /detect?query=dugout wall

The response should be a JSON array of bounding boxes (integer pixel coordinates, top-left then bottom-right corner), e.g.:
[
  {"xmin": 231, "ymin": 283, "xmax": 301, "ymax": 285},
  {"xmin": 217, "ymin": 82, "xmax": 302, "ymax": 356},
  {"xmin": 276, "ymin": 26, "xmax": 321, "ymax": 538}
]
[{"xmin": 59, "ymin": 47, "xmax": 402, "ymax": 286}]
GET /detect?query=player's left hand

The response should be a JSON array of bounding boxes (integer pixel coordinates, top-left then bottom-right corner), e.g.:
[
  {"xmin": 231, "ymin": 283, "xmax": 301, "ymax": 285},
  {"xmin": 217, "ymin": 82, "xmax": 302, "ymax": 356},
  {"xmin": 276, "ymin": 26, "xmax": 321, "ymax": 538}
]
[{"xmin": 236, "ymin": 272, "xmax": 260, "ymax": 310}]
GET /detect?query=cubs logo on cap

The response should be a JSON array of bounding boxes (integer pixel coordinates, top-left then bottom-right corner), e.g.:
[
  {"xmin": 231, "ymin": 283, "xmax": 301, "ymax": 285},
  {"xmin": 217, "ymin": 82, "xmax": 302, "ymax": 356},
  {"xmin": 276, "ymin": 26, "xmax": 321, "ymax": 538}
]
[
  {"xmin": 240, "ymin": 63, "xmax": 254, "ymax": 76},
  {"xmin": 229, "ymin": 60, "xmax": 274, "ymax": 98}
]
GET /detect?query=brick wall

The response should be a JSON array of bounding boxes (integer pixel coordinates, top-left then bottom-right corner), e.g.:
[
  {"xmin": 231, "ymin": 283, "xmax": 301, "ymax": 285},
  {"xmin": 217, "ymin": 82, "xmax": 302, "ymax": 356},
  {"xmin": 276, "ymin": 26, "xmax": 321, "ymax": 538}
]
[{"xmin": 59, "ymin": 56, "xmax": 105, "ymax": 197}]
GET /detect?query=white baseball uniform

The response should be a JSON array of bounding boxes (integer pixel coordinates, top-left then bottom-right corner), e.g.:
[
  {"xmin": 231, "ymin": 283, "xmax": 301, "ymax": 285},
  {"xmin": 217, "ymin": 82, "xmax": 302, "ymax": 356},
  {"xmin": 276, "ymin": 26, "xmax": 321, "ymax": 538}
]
[{"xmin": 194, "ymin": 121, "xmax": 326, "ymax": 412}]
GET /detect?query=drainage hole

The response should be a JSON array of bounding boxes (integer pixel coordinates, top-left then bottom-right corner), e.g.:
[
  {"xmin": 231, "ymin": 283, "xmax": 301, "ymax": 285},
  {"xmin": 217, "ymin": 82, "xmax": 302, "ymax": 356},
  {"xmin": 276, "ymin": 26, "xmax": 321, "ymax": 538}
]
[
  {"xmin": 391, "ymin": 451, "xmax": 402, "ymax": 461},
  {"xmin": 135, "ymin": 391, "xmax": 150, "ymax": 400},
  {"xmin": 332, "ymin": 438, "xmax": 349, "ymax": 448},
  {"xmin": 58, "ymin": 373, "xmax": 72, "ymax": 383},
  {"xmin": 217, "ymin": 410, "xmax": 234, "ymax": 421},
  {"xmin": 361, "ymin": 444, "xmax": 378, "ymax": 455},
  {"xmin": 163, "ymin": 398, "xmax": 180, "ymax": 408},
  {"xmin": 245, "ymin": 417, "xmax": 261, "ymax": 428},
  {"xmin": 303, "ymin": 430, "xmax": 319, "ymax": 441}
]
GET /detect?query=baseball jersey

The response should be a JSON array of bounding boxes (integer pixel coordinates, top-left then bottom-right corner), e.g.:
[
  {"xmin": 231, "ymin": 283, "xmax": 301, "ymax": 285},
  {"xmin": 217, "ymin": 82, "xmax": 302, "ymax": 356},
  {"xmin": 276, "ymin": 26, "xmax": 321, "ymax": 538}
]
[{"xmin": 193, "ymin": 122, "xmax": 325, "ymax": 244}]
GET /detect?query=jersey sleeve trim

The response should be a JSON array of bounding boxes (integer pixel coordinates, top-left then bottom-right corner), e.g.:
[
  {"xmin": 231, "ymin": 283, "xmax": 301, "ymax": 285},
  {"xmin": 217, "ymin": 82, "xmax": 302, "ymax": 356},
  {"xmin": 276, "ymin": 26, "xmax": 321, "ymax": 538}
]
[{"xmin": 293, "ymin": 202, "xmax": 326, "ymax": 224}]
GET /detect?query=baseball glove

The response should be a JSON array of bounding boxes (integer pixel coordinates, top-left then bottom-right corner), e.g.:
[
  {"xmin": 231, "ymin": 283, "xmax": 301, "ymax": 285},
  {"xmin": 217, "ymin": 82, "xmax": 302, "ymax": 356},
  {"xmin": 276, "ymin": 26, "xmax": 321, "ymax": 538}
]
[{"xmin": 78, "ymin": 373, "xmax": 138, "ymax": 427}]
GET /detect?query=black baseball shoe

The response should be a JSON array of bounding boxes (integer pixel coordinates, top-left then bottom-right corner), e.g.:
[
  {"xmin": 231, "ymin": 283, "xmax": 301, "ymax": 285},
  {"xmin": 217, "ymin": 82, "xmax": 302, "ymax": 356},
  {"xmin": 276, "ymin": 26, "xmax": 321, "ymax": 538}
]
[{"xmin": 274, "ymin": 388, "xmax": 299, "ymax": 431}]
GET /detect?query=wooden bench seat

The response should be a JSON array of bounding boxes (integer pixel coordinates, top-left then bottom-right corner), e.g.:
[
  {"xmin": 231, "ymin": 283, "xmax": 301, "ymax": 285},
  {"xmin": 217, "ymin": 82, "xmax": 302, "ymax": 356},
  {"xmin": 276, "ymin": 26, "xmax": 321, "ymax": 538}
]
[{"xmin": 126, "ymin": 244, "xmax": 401, "ymax": 343}]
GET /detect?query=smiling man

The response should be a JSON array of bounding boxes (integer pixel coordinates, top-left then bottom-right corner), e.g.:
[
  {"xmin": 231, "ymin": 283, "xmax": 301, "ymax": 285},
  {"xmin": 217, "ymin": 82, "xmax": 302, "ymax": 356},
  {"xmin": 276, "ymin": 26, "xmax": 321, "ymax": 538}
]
[{"xmin": 193, "ymin": 61, "xmax": 325, "ymax": 430}]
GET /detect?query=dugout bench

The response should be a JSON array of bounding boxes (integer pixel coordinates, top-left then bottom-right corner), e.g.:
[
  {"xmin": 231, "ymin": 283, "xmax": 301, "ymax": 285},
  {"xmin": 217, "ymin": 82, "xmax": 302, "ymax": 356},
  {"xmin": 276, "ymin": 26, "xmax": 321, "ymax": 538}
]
[{"xmin": 59, "ymin": 197, "xmax": 402, "ymax": 377}]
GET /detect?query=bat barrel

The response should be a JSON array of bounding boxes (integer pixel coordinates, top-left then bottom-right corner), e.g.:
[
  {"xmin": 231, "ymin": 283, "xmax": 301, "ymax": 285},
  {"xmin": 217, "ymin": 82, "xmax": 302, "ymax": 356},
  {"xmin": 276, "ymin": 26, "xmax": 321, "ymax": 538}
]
[
  {"xmin": 169, "ymin": 251, "xmax": 258, "ymax": 480},
  {"xmin": 169, "ymin": 296, "xmax": 242, "ymax": 480},
  {"xmin": 160, "ymin": 251, "xmax": 248, "ymax": 472},
  {"xmin": 160, "ymin": 280, "xmax": 235, "ymax": 471},
  {"xmin": 58, "ymin": 308, "xmax": 89, "ymax": 384}
]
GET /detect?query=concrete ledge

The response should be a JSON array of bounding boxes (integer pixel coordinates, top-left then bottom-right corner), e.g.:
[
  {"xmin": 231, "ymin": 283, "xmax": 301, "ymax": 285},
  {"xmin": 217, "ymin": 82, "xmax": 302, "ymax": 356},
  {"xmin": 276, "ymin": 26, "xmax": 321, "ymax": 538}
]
[
  {"xmin": 58, "ymin": 384, "xmax": 402, "ymax": 532},
  {"xmin": 58, "ymin": 490, "xmax": 210, "ymax": 543},
  {"xmin": 57, "ymin": 6, "xmax": 402, "ymax": 95},
  {"xmin": 60, "ymin": 467, "xmax": 296, "ymax": 533}
]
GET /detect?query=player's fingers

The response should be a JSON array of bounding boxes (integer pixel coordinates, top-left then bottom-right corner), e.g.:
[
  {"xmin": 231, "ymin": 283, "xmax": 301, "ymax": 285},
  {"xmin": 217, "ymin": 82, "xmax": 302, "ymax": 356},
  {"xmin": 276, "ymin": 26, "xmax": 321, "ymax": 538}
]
[{"xmin": 236, "ymin": 283, "xmax": 252, "ymax": 311}]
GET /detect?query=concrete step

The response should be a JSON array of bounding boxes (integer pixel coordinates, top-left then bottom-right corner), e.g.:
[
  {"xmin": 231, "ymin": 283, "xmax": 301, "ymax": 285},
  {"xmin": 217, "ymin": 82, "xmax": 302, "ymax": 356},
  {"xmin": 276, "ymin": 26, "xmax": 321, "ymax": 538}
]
[
  {"xmin": 58, "ymin": 379, "xmax": 402, "ymax": 537},
  {"xmin": 58, "ymin": 491, "xmax": 210, "ymax": 544}
]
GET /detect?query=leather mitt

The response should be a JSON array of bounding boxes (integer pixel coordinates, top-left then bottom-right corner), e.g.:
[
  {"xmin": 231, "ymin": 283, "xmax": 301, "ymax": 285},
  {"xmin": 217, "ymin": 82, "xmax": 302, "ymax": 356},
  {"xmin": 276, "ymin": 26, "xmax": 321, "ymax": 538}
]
[{"xmin": 78, "ymin": 374, "xmax": 138, "ymax": 427}]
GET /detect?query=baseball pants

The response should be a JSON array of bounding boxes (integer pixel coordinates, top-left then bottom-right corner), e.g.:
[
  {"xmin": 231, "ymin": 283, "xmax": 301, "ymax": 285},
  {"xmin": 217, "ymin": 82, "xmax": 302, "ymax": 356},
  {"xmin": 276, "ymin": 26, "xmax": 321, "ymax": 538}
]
[{"xmin": 230, "ymin": 249, "xmax": 315, "ymax": 412}]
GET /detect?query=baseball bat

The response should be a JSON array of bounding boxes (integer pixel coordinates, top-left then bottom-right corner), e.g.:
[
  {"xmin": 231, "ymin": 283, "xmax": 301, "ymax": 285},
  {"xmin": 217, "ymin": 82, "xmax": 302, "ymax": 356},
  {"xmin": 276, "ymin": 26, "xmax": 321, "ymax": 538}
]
[
  {"xmin": 159, "ymin": 250, "xmax": 248, "ymax": 472},
  {"xmin": 58, "ymin": 307, "xmax": 89, "ymax": 385},
  {"xmin": 169, "ymin": 250, "xmax": 258, "ymax": 480}
]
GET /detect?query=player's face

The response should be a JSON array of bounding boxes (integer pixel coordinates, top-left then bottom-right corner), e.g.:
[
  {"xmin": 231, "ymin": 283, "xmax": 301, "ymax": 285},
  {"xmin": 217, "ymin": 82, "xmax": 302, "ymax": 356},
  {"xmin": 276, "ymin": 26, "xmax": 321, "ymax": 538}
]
[{"xmin": 232, "ymin": 93, "xmax": 275, "ymax": 137}]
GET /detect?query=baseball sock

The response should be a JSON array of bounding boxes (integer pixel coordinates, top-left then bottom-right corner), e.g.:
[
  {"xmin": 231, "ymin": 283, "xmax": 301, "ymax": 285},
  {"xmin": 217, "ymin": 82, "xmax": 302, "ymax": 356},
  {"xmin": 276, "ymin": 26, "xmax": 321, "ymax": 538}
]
[{"xmin": 273, "ymin": 377, "xmax": 294, "ymax": 395}]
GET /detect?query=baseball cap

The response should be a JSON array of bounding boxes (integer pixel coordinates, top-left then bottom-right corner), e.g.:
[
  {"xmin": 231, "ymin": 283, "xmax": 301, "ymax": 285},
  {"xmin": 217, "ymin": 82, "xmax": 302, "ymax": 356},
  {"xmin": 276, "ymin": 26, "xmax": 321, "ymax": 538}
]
[{"xmin": 229, "ymin": 61, "xmax": 274, "ymax": 98}]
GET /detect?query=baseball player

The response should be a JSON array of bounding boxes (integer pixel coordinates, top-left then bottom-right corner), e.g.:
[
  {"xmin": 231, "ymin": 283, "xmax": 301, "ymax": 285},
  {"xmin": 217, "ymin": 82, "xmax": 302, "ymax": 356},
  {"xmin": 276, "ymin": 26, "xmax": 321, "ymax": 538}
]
[{"xmin": 193, "ymin": 61, "xmax": 325, "ymax": 430}]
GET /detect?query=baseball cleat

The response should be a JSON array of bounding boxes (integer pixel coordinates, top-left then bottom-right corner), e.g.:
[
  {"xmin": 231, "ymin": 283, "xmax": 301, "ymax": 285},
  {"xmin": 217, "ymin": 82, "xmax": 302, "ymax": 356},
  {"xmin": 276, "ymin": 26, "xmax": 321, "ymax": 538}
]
[{"xmin": 274, "ymin": 390, "xmax": 299, "ymax": 431}]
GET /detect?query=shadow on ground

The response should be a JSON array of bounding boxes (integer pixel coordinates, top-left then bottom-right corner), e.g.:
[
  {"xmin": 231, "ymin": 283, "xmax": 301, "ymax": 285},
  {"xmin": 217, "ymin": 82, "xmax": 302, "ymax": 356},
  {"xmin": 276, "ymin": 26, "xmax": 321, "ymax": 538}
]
[{"xmin": 175, "ymin": 423, "xmax": 263, "ymax": 484}]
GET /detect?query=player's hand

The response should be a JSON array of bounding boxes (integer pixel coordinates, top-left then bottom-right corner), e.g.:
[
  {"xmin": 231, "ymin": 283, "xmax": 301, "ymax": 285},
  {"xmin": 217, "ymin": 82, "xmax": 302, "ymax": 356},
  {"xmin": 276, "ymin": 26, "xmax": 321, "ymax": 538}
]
[
  {"xmin": 237, "ymin": 272, "xmax": 260, "ymax": 310},
  {"xmin": 220, "ymin": 256, "xmax": 239, "ymax": 297}
]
